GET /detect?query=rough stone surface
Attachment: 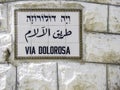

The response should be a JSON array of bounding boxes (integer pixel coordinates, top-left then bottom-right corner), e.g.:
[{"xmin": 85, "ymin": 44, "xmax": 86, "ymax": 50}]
[
  {"xmin": 17, "ymin": 63, "xmax": 57, "ymax": 90},
  {"xmin": 58, "ymin": 62, "xmax": 106, "ymax": 90},
  {"xmin": 108, "ymin": 65, "xmax": 120, "ymax": 90},
  {"xmin": 80, "ymin": 2, "xmax": 107, "ymax": 32},
  {"xmin": 0, "ymin": 0, "xmax": 14, "ymax": 2},
  {"xmin": 0, "ymin": 4, "xmax": 7, "ymax": 31},
  {"xmin": 13, "ymin": 1, "xmax": 60, "ymax": 8},
  {"xmin": 86, "ymin": 33, "xmax": 120, "ymax": 64},
  {"xmin": 1, "ymin": 0, "xmax": 120, "ymax": 5},
  {"xmin": 81, "ymin": 0, "xmax": 109, "ymax": 3},
  {"xmin": 0, "ymin": 64, "xmax": 16, "ymax": 90},
  {"xmin": 110, "ymin": 0, "xmax": 120, "ymax": 5},
  {"xmin": 109, "ymin": 6, "xmax": 120, "ymax": 33},
  {"xmin": 80, "ymin": 0, "xmax": 120, "ymax": 5},
  {"xmin": 0, "ymin": 34, "xmax": 12, "ymax": 62},
  {"xmin": 61, "ymin": 1, "xmax": 83, "ymax": 9}
]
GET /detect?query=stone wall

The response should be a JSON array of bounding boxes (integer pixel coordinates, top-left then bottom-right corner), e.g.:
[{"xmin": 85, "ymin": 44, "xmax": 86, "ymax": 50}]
[{"xmin": 0, "ymin": 0, "xmax": 120, "ymax": 90}]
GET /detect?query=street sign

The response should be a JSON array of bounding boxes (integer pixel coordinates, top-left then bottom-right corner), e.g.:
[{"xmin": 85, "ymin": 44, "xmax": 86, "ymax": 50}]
[{"xmin": 14, "ymin": 9, "xmax": 82, "ymax": 60}]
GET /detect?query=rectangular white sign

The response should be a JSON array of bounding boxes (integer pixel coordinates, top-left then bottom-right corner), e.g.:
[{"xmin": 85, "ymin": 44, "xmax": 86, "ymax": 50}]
[{"xmin": 14, "ymin": 9, "xmax": 82, "ymax": 60}]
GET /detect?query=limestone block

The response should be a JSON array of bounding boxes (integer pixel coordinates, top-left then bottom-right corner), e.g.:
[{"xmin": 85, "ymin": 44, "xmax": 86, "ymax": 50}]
[
  {"xmin": 109, "ymin": 6, "xmax": 120, "ymax": 33},
  {"xmin": 9, "ymin": 1, "xmax": 61, "ymax": 9},
  {"xmin": 0, "ymin": 0, "xmax": 15, "ymax": 2},
  {"xmin": 86, "ymin": 33, "xmax": 120, "ymax": 64},
  {"xmin": 81, "ymin": 0, "xmax": 109, "ymax": 3},
  {"xmin": 17, "ymin": 63, "xmax": 57, "ymax": 90},
  {"xmin": 108, "ymin": 65, "xmax": 120, "ymax": 90},
  {"xmin": 0, "ymin": 64, "xmax": 16, "ymax": 90},
  {"xmin": 81, "ymin": 0, "xmax": 120, "ymax": 5},
  {"xmin": 0, "ymin": 4, "xmax": 7, "ymax": 31},
  {"xmin": 0, "ymin": 34, "xmax": 11, "ymax": 46},
  {"xmin": 0, "ymin": 34, "xmax": 12, "ymax": 62},
  {"xmin": 61, "ymin": 1, "xmax": 84, "ymax": 9},
  {"xmin": 109, "ymin": 0, "xmax": 120, "ymax": 5},
  {"xmin": 58, "ymin": 62, "xmax": 106, "ymax": 90},
  {"xmin": 80, "ymin": 2, "xmax": 107, "ymax": 32}
]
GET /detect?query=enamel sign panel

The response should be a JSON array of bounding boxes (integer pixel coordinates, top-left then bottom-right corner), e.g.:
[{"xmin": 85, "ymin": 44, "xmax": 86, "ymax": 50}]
[{"xmin": 14, "ymin": 9, "xmax": 82, "ymax": 60}]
